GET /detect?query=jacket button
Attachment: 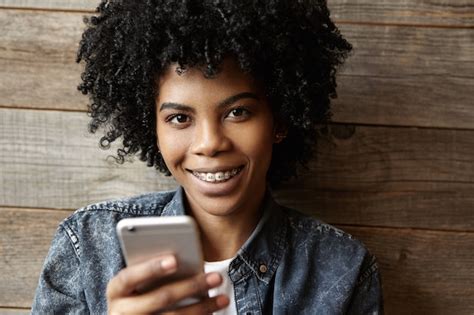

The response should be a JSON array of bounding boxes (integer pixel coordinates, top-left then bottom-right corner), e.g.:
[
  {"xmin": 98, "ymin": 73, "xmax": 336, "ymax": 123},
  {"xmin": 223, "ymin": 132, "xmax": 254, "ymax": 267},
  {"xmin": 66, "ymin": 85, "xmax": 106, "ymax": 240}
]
[{"xmin": 259, "ymin": 264, "xmax": 268, "ymax": 273}]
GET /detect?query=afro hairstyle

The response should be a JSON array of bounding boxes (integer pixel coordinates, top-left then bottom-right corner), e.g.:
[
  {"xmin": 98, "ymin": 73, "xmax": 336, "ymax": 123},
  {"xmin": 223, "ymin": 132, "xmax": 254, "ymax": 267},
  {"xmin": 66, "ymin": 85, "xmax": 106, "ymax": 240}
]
[{"xmin": 77, "ymin": 0, "xmax": 352, "ymax": 188}]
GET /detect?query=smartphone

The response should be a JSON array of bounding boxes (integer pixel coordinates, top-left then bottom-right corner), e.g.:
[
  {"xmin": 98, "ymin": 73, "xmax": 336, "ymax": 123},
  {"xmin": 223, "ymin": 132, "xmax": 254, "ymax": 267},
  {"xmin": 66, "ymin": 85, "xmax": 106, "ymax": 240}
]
[{"xmin": 116, "ymin": 216, "xmax": 204, "ymax": 308}]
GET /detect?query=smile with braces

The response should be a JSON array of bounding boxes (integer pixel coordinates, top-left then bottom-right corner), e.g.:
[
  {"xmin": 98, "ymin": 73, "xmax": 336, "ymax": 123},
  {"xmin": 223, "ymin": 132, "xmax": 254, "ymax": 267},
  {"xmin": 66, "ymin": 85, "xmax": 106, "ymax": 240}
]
[{"xmin": 192, "ymin": 166, "xmax": 244, "ymax": 183}]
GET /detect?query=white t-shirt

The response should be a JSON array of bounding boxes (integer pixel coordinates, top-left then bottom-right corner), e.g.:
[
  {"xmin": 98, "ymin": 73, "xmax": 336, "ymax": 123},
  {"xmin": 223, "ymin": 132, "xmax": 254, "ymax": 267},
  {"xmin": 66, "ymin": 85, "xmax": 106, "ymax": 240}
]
[{"xmin": 204, "ymin": 258, "xmax": 237, "ymax": 315}]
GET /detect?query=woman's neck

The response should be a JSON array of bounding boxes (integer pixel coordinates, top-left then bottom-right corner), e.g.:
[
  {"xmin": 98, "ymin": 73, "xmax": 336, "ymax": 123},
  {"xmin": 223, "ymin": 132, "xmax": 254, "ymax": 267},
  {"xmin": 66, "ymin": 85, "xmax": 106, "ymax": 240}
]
[
  {"xmin": 199, "ymin": 213, "xmax": 260, "ymax": 261},
  {"xmin": 185, "ymin": 190, "xmax": 265, "ymax": 262}
]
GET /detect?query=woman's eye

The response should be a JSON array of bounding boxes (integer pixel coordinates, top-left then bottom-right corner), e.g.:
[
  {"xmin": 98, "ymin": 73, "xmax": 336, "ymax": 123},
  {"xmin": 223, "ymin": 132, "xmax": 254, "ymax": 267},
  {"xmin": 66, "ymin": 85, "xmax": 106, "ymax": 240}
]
[
  {"xmin": 227, "ymin": 108, "xmax": 249, "ymax": 118},
  {"xmin": 168, "ymin": 114, "xmax": 190, "ymax": 124}
]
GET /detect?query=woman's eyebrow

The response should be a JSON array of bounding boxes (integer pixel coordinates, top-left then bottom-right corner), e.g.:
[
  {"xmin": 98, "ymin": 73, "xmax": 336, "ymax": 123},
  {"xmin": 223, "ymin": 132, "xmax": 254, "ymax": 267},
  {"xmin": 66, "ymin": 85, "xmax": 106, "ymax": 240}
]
[
  {"xmin": 159, "ymin": 92, "xmax": 259, "ymax": 112},
  {"xmin": 218, "ymin": 92, "xmax": 259, "ymax": 108},
  {"xmin": 159, "ymin": 102, "xmax": 195, "ymax": 113}
]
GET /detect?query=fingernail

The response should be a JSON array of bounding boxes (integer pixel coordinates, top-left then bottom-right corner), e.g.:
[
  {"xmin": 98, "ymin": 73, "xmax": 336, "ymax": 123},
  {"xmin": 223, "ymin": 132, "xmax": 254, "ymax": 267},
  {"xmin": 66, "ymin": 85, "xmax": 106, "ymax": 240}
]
[
  {"xmin": 216, "ymin": 295, "xmax": 230, "ymax": 308},
  {"xmin": 160, "ymin": 256, "xmax": 177, "ymax": 271},
  {"xmin": 206, "ymin": 273, "xmax": 222, "ymax": 287}
]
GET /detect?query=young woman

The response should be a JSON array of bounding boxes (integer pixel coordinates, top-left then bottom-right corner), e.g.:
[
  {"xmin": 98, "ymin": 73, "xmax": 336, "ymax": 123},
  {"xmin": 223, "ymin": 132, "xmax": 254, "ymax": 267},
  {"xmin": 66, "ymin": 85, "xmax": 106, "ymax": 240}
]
[{"xmin": 33, "ymin": 0, "xmax": 383, "ymax": 314}]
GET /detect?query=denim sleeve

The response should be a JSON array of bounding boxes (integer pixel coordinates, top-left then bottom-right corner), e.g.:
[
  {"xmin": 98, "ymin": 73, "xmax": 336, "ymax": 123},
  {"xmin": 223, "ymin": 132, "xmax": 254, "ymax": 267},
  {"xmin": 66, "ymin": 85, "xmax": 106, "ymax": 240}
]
[
  {"xmin": 31, "ymin": 225, "xmax": 88, "ymax": 314},
  {"xmin": 346, "ymin": 254, "xmax": 384, "ymax": 315}
]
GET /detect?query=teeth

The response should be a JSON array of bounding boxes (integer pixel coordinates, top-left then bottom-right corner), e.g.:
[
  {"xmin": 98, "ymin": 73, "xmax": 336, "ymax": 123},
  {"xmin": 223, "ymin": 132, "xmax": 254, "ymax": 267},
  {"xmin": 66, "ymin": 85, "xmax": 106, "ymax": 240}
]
[
  {"xmin": 206, "ymin": 173, "xmax": 216, "ymax": 182},
  {"xmin": 193, "ymin": 167, "xmax": 241, "ymax": 183}
]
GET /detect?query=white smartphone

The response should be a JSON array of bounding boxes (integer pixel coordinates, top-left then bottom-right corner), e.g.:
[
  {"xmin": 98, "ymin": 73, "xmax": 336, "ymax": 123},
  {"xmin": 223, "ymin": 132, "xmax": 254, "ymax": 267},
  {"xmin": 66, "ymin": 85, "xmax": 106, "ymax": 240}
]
[{"xmin": 116, "ymin": 216, "xmax": 204, "ymax": 307}]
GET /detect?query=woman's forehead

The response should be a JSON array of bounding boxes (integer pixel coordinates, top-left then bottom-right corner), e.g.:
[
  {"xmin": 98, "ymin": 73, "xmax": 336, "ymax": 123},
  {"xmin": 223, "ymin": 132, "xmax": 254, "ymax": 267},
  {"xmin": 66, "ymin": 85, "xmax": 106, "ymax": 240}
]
[{"xmin": 157, "ymin": 58, "xmax": 263, "ymax": 102}]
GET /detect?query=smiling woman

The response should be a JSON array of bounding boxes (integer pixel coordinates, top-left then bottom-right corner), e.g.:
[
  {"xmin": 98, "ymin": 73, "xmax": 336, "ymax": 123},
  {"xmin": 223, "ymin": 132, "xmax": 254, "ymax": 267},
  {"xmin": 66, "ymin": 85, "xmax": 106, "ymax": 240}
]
[
  {"xmin": 157, "ymin": 59, "xmax": 273, "ymax": 216},
  {"xmin": 31, "ymin": 0, "xmax": 383, "ymax": 314},
  {"xmin": 157, "ymin": 60, "xmax": 276, "ymax": 264}
]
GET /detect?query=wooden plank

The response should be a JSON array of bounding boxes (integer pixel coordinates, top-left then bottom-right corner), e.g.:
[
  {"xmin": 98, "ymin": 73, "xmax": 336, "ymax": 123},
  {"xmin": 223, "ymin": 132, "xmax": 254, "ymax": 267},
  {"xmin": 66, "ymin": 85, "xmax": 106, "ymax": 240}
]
[
  {"xmin": 0, "ymin": 0, "xmax": 94, "ymax": 11},
  {"xmin": 0, "ymin": 108, "xmax": 178, "ymax": 210},
  {"xmin": 1, "ymin": 109, "xmax": 473, "ymax": 231},
  {"xmin": 330, "ymin": 0, "xmax": 474, "ymax": 27},
  {"xmin": 0, "ymin": 207, "xmax": 71, "ymax": 308},
  {"xmin": 343, "ymin": 225, "xmax": 474, "ymax": 314},
  {"xmin": 0, "ymin": 0, "xmax": 472, "ymax": 27},
  {"xmin": 1, "ymin": 10, "xmax": 472, "ymax": 129},
  {"xmin": 277, "ymin": 182, "xmax": 474, "ymax": 232},
  {"xmin": 275, "ymin": 124, "xmax": 474, "ymax": 231},
  {"xmin": 0, "ymin": 10, "xmax": 85, "ymax": 111},
  {"xmin": 333, "ymin": 24, "xmax": 474, "ymax": 128},
  {"xmin": 0, "ymin": 308, "xmax": 30, "ymax": 315},
  {"xmin": 1, "ymin": 208, "xmax": 473, "ymax": 313}
]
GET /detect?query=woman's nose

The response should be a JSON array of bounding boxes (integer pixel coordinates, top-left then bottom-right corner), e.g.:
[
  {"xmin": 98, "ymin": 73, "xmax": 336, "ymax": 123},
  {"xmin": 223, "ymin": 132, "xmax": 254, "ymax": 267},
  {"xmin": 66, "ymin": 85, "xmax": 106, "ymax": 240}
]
[{"xmin": 190, "ymin": 120, "xmax": 232, "ymax": 157}]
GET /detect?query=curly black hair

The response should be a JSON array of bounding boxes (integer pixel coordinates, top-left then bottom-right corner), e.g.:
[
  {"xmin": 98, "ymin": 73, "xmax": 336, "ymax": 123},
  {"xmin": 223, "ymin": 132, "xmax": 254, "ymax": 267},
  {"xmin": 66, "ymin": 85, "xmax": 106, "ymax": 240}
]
[{"xmin": 77, "ymin": 0, "xmax": 351, "ymax": 188}]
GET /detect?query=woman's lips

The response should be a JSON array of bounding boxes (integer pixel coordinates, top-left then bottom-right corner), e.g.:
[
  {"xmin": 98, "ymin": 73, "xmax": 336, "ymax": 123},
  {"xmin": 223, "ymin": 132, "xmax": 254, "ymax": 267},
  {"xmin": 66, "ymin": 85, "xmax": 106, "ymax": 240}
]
[
  {"xmin": 187, "ymin": 165, "xmax": 246, "ymax": 196},
  {"xmin": 190, "ymin": 166, "xmax": 244, "ymax": 183}
]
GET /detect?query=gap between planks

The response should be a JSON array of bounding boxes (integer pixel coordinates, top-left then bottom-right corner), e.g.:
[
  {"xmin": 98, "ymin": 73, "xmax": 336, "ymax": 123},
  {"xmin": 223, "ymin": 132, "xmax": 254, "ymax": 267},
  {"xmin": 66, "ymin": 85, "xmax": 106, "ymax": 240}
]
[
  {"xmin": 0, "ymin": 205, "xmax": 73, "ymax": 212},
  {"xmin": 0, "ymin": 104, "xmax": 88, "ymax": 114},
  {"xmin": 0, "ymin": 5, "xmax": 92, "ymax": 14},
  {"xmin": 337, "ymin": 223, "xmax": 474, "ymax": 235},
  {"xmin": 336, "ymin": 19, "xmax": 474, "ymax": 30}
]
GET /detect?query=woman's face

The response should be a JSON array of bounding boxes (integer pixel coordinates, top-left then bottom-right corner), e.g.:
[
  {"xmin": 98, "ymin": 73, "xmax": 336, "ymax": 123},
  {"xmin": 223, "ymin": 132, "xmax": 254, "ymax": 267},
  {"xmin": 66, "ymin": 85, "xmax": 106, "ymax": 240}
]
[{"xmin": 156, "ymin": 59, "xmax": 276, "ymax": 218}]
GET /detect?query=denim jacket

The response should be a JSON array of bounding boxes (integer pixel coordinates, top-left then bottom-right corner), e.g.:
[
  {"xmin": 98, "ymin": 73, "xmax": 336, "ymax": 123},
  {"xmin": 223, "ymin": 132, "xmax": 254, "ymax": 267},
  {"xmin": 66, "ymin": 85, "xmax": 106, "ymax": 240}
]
[{"xmin": 32, "ymin": 187, "xmax": 383, "ymax": 314}]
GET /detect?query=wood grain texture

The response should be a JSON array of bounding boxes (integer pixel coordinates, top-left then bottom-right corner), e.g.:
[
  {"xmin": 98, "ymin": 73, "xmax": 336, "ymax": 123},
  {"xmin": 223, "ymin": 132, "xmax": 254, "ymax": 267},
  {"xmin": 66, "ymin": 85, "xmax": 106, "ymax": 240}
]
[
  {"xmin": 333, "ymin": 23, "xmax": 474, "ymax": 128},
  {"xmin": 330, "ymin": 0, "xmax": 474, "ymax": 27},
  {"xmin": 1, "ymin": 109, "xmax": 473, "ymax": 231},
  {"xmin": 277, "ymin": 182, "xmax": 474, "ymax": 232},
  {"xmin": 343, "ymin": 225, "xmax": 474, "ymax": 314},
  {"xmin": 275, "ymin": 124, "xmax": 474, "ymax": 231},
  {"xmin": 0, "ymin": 208, "xmax": 71, "ymax": 308},
  {"xmin": 0, "ymin": 0, "xmax": 472, "ymax": 27},
  {"xmin": 0, "ymin": 309, "xmax": 30, "ymax": 315},
  {"xmin": 0, "ymin": 108, "xmax": 178, "ymax": 210},
  {"xmin": 0, "ymin": 0, "xmax": 94, "ymax": 11},
  {"xmin": 0, "ymin": 10, "xmax": 84, "ymax": 110},
  {"xmin": 1, "ymin": 208, "xmax": 473, "ymax": 313},
  {"xmin": 0, "ymin": 10, "xmax": 473, "ymax": 129}
]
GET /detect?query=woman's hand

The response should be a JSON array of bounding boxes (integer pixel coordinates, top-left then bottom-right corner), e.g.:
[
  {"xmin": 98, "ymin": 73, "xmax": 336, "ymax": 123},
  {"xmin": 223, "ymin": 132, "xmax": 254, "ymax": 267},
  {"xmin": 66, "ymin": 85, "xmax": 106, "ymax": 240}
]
[{"xmin": 106, "ymin": 255, "xmax": 229, "ymax": 314}]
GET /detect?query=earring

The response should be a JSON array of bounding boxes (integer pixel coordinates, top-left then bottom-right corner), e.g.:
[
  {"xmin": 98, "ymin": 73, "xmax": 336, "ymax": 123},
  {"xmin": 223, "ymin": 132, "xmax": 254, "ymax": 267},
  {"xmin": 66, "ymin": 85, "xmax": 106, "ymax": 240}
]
[{"xmin": 275, "ymin": 133, "xmax": 287, "ymax": 143}]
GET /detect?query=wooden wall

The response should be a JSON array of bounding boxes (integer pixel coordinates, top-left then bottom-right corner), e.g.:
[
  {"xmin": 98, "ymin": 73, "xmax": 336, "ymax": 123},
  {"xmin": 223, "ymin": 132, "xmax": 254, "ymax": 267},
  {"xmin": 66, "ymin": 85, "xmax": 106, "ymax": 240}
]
[{"xmin": 0, "ymin": 1, "xmax": 473, "ymax": 313}]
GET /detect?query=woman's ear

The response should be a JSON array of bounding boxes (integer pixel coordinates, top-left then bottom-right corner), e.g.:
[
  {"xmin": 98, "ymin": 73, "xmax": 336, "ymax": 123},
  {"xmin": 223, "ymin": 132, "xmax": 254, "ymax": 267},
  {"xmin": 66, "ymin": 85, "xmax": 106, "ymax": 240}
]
[{"xmin": 156, "ymin": 139, "xmax": 161, "ymax": 153}]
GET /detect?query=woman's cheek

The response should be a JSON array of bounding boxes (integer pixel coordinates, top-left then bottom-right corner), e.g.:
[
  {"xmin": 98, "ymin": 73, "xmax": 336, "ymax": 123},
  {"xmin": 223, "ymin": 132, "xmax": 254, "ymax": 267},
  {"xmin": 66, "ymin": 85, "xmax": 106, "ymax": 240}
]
[{"xmin": 159, "ymin": 131, "xmax": 189, "ymax": 165}]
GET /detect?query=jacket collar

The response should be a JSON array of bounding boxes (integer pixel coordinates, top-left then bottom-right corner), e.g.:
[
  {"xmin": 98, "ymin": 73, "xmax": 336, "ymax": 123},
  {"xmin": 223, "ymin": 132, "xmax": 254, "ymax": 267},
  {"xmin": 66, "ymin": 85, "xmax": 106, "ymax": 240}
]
[
  {"xmin": 232, "ymin": 189, "xmax": 288, "ymax": 284},
  {"xmin": 161, "ymin": 186, "xmax": 187, "ymax": 216},
  {"xmin": 161, "ymin": 186, "xmax": 288, "ymax": 285}
]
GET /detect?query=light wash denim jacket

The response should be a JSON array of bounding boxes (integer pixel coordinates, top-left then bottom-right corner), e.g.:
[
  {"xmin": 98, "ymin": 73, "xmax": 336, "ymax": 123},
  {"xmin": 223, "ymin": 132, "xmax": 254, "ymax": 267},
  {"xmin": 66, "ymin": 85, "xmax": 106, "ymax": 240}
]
[{"xmin": 32, "ymin": 187, "xmax": 383, "ymax": 314}]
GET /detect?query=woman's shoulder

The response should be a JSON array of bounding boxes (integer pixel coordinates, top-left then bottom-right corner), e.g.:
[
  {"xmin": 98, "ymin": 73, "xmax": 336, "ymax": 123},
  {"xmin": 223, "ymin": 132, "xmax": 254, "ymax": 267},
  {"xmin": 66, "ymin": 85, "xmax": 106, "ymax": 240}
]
[
  {"xmin": 49, "ymin": 190, "xmax": 178, "ymax": 259},
  {"xmin": 76, "ymin": 189, "xmax": 176, "ymax": 215},
  {"xmin": 280, "ymin": 207, "xmax": 380, "ymax": 288},
  {"xmin": 283, "ymin": 207, "xmax": 356, "ymax": 242},
  {"xmin": 59, "ymin": 190, "xmax": 177, "ymax": 237},
  {"xmin": 281, "ymin": 206, "xmax": 377, "ymax": 270}
]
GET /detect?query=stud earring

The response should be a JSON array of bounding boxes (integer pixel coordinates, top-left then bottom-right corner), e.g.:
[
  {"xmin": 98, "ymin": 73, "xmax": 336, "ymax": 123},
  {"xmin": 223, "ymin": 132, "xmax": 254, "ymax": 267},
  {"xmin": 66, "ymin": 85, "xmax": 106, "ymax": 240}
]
[{"xmin": 275, "ymin": 133, "xmax": 287, "ymax": 143}]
